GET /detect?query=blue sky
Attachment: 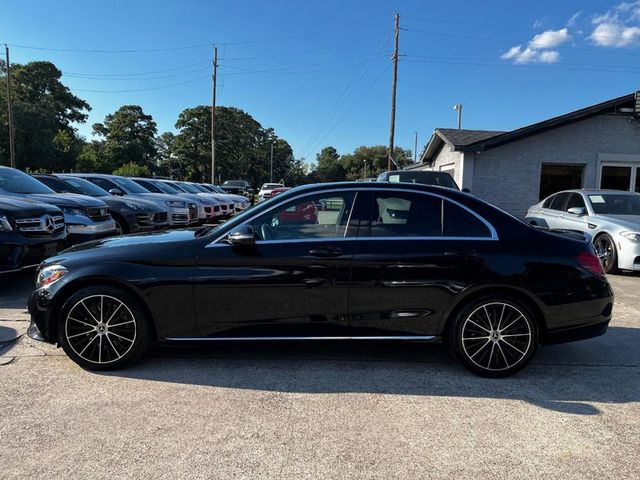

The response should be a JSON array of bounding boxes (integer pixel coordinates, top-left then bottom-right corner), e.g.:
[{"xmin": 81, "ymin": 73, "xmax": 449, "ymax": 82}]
[{"xmin": 2, "ymin": 0, "xmax": 640, "ymax": 162}]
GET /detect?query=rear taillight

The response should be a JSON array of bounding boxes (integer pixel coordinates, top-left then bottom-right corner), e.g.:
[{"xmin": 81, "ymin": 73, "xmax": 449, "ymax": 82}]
[{"xmin": 576, "ymin": 251, "xmax": 606, "ymax": 277}]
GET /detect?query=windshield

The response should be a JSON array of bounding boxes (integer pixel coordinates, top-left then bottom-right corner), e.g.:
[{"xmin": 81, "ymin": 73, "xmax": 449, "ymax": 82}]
[
  {"xmin": 223, "ymin": 180, "xmax": 243, "ymax": 186},
  {"xmin": 154, "ymin": 181, "xmax": 181, "ymax": 194},
  {"xmin": 387, "ymin": 171, "xmax": 459, "ymax": 190},
  {"xmin": 589, "ymin": 194, "xmax": 640, "ymax": 215},
  {"xmin": 261, "ymin": 183, "xmax": 283, "ymax": 190},
  {"xmin": 60, "ymin": 176, "xmax": 109, "ymax": 196},
  {"xmin": 190, "ymin": 183, "xmax": 209, "ymax": 193},
  {"xmin": 0, "ymin": 169, "xmax": 56, "ymax": 194},
  {"xmin": 177, "ymin": 182, "xmax": 200, "ymax": 194},
  {"xmin": 112, "ymin": 177, "xmax": 150, "ymax": 194}
]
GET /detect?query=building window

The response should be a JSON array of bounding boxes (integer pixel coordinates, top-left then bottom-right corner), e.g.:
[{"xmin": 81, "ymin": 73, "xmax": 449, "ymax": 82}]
[
  {"xmin": 600, "ymin": 165, "xmax": 632, "ymax": 191},
  {"xmin": 636, "ymin": 168, "xmax": 640, "ymax": 193},
  {"xmin": 538, "ymin": 165, "xmax": 584, "ymax": 200}
]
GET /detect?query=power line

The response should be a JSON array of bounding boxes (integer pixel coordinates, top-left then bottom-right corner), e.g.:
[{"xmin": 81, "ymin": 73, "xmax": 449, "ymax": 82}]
[
  {"xmin": 62, "ymin": 60, "xmax": 210, "ymax": 77},
  {"xmin": 69, "ymin": 75, "xmax": 209, "ymax": 93},
  {"xmin": 63, "ymin": 66, "xmax": 211, "ymax": 81}
]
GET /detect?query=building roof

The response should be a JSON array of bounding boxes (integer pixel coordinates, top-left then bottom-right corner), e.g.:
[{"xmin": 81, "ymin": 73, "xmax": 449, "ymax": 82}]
[
  {"xmin": 420, "ymin": 129, "xmax": 504, "ymax": 164},
  {"xmin": 420, "ymin": 92, "xmax": 638, "ymax": 164}
]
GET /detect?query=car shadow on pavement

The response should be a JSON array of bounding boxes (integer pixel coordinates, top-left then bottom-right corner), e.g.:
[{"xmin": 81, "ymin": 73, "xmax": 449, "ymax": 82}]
[{"xmin": 100, "ymin": 325, "xmax": 639, "ymax": 416}]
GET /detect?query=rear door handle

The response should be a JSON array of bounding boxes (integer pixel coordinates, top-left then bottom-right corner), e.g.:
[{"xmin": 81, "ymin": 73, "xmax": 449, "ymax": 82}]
[
  {"xmin": 309, "ymin": 247, "xmax": 342, "ymax": 258},
  {"xmin": 444, "ymin": 250, "xmax": 478, "ymax": 258}
]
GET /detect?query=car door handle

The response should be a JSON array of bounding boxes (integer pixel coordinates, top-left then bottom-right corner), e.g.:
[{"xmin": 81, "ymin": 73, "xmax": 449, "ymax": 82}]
[
  {"xmin": 444, "ymin": 250, "xmax": 478, "ymax": 258},
  {"xmin": 309, "ymin": 247, "xmax": 342, "ymax": 258}
]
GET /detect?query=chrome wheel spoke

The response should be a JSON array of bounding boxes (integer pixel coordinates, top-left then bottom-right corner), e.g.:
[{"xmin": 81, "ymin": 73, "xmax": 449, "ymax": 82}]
[{"xmin": 66, "ymin": 294, "xmax": 137, "ymax": 364}]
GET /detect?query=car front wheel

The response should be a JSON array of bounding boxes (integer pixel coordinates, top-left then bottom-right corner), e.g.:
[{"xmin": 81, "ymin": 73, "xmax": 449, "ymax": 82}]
[
  {"xmin": 594, "ymin": 233, "xmax": 618, "ymax": 274},
  {"xmin": 58, "ymin": 286, "xmax": 150, "ymax": 370},
  {"xmin": 450, "ymin": 297, "xmax": 539, "ymax": 377}
]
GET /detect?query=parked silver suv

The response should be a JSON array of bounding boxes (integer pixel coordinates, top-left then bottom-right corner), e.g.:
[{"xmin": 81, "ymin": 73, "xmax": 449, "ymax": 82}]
[{"xmin": 526, "ymin": 189, "xmax": 640, "ymax": 273}]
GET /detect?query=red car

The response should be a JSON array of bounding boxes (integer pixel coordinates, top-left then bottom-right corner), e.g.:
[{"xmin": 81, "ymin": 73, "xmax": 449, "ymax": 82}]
[
  {"xmin": 276, "ymin": 200, "xmax": 318, "ymax": 224},
  {"xmin": 270, "ymin": 187, "xmax": 291, "ymax": 197}
]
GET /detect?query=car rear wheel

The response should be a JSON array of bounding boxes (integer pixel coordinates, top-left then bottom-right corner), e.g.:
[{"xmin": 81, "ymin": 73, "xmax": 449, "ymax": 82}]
[
  {"xmin": 58, "ymin": 286, "xmax": 150, "ymax": 370},
  {"xmin": 450, "ymin": 297, "xmax": 538, "ymax": 378},
  {"xmin": 594, "ymin": 233, "xmax": 618, "ymax": 274}
]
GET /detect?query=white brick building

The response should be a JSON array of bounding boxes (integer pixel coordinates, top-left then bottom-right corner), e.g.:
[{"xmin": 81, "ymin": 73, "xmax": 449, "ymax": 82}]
[{"xmin": 415, "ymin": 93, "xmax": 640, "ymax": 216}]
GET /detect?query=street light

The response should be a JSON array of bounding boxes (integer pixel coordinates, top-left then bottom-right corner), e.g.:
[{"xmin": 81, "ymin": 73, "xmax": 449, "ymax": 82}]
[{"xmin": 453, "ymin": 104, "xmax": 463, "ymax": 129}]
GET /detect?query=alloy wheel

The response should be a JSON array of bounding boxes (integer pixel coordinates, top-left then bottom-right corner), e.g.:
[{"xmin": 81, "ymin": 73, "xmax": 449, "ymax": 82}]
[
  {"xmin": 461, "ymin": 302, "xmax": 532, "ymax": 372},
  {"xmin": 65, "ymin": 294, "xmax": 137, "ymax": 364},
  {"xmin": 594, "ymin": 236, "xmax": 614, "ymax": 272}
]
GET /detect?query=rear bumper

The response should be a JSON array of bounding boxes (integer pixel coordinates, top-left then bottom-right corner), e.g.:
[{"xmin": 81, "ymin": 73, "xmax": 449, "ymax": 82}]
[{"xmin": 543, "ymin": 319, "xmax": 610, "ymax": 345}]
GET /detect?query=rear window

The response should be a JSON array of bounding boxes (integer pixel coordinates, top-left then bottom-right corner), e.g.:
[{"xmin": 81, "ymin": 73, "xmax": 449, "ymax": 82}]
[{"xmin": 384, "ymin": 171, "xmax": 459, "ymax": 190}]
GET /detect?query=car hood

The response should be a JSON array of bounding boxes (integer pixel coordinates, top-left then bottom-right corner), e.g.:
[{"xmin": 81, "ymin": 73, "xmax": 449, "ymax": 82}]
[
  {"xmin": 43, "ymin": 228, "xmax": 199, "ymax": 266},
  {"xmin": 98, "ymin": 195, "xmax": 164, "ymax": 213},
  {"xmin": 16, "ymin": 193, "xmax": 107, "ymax": 208},
  {"xmin": 594, "ymin": 214, "xmax": 640, "ymax": 231},
  {"xmin": 0, "ymin": 197, "xmax": 62, "ymax": 216}
]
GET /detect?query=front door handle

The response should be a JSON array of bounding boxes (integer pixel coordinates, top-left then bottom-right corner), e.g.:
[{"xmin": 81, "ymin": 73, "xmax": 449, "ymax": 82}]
[{"xmin": 309, "ymin": 247, "xmax": 342, "ymax": 258}]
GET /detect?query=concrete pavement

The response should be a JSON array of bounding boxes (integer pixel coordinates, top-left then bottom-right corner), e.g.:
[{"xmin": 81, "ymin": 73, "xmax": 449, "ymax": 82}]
[{"xmin": 1, "ymin": 272, "xmax": 638, "ymax": 479}]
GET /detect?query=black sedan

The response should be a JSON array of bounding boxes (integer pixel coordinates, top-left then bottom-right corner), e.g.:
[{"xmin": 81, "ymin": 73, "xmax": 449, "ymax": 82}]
[{"xmin": 27, "ymin": 182, "xmax": 613, "ymax": 377}]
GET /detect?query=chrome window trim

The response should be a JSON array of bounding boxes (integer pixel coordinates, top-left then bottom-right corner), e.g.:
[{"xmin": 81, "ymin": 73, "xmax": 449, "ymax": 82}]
[{"xmin": 206, "ymin": 187, "xmax": 498, "ymax": 247}]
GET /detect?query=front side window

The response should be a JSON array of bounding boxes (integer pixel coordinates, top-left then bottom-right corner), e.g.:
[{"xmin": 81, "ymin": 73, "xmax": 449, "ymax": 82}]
[
  {"xmin": 565, "ymin": 193, "xmax": 586, "ymax": 211},
  {"xmin": 249, "ymin": 192, "xmax": 356, "ymax": 241}
]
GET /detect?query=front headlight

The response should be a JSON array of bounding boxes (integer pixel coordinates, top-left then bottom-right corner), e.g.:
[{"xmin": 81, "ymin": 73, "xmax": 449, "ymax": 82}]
[
  {"xmin": 36, "ymin": 265, "xmax": 68, "ymax": 288},
  {"xmin": 62, "ymin": 207, "xmax": 87, "ymax": 217},
  {"xmin": 0, "ymin": 215, "xmax": 13, "ymax": 231},
  {"xmin": 165, "ymin": 201, "xmax": 187, "ymax": 208},
  {"xmin": 125, "ymin": 202, "xmax": 141, "ymax": 210},
  {"xmin": 620, "ymin": 231, "xmax": 640, "ymax": 242}
]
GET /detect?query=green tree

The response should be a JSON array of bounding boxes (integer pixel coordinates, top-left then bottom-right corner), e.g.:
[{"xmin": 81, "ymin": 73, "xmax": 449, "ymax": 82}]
[
  {"xmin": 112, "ymin": 162, "xmax": 151, "ymax": 177},
  {"xmin": 172, "ymin": 105, "xmax": 295, "ymax": 188},
  {"xmin": 312, "ymin": 146, "xmax": 346, "ymax": 182},
  {"xmin": 340, "ymin": 145, "xmax": 412, "ymax": 180},
  {"xmin": 155, "ymin": 132, "xmax": 176, "ymax": 177},
  {"xmin": 92, "ymin": 105, "xmax": 157, "ymax": 172},
  {"xmin": 0, "ymin": 60, "xmax": 90, "ymax": 170}
]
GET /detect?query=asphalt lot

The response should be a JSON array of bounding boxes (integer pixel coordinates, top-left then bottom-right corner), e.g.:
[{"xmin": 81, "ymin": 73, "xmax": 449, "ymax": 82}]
[{"xmin": 1, "ymin": 270, "xmax": 638, "ymax": 479}]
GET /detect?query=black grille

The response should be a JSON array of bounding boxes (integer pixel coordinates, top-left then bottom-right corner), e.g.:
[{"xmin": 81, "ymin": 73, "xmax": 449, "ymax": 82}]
[
  {"xmin": 86, "ymin": 207, "xmax": 110, "ymax": 221},
  {"xmin": 15, "ymin": 214, "xmax": 65, "ymax": 237},
  {"xmin": 188, "ymin": 204, "xmax": 198, "ymax": 220},
  {"xmin": 153, "ymin": 212, "xmax": 168, "ymax": 223}
]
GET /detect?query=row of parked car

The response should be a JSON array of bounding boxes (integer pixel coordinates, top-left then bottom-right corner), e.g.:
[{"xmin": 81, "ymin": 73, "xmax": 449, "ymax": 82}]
[{"xmin": 0, "ymin": 166, "xmax": 251, "ymax": 273}]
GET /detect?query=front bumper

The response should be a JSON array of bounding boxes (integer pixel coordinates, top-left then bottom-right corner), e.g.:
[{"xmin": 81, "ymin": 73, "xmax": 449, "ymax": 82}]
[
  {"xmin": 126, "ymin": 211, "xmax": 169, "ymax": 232},
  {"xmin": 0, "ymin": 232, "xmax": 67, "ymax": 273},
  {"xmin": 66, "ymin": 217, "xmax": 117, "ymax": 244},
  {"xmin": 616, "ymin": 236, "xmax": 640, "ymax": 271}
]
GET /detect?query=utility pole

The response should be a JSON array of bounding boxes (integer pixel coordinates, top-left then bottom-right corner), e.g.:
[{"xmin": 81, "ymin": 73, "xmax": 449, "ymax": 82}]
[
  {"xmin": 270, "ymin": 142, "xmax": 274, "ymax": 183},
  {"xmin": 413, "ymin": 131, "xmax": 418, "ymax": 163},
  {"xmin": 454, "ymin": 104, "xmax": 463, "ymax": 129},
  {"xmin": 211, "ymin": 45, "xmax": 218, "ymax": 184},
  {"xmin": 387, "ymin": 12, "xmax": 400, "ymax": 172},
  {"xmin": 5, "ymin": 45, "xmax": 16, "ymax": 169}
]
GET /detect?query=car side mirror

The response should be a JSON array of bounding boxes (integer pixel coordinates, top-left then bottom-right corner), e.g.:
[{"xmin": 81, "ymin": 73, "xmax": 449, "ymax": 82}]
[
  {"xmin": 567, "ymin": 207, "xmax": 586, "ymax": 216},
  {"xmin": 227, "ymin": 225, "xmax": 256, "ymax": 248},
  {"xmin": 108, "ymin": 188, "xmax": 124, "ymax": 196}
]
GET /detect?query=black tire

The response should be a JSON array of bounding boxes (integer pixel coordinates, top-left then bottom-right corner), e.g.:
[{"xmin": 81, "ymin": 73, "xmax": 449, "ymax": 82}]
[
  {"xmin": 594, "ymin": 233, "xmax": 619, "ymax": 274},
  {"xmin": 57, "ymin": 286, "xmax": 150, "ymax": 371},
  {"xmin": 112, "ymin": 213, "xmax": 128, "ymax": 236},
  {"xmin": 449, "ymin": 296, "xmax": 539, "ymax": 378}
]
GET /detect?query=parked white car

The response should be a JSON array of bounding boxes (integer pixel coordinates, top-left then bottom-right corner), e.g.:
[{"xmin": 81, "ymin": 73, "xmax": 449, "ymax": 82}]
[
  {"xmin": 257, "ymin": 183, "xmax": 284, "ymax": 202},
  {"xmin": 526, "ymin": 189, "xmax": 640, "ymax": 273}
]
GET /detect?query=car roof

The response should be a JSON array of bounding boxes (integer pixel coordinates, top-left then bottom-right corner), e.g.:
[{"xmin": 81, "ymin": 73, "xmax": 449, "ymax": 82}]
[
  {"xmin": 275, "ymin": 181, "xmax": 472, "ymax": 199},
  {"xmin": 553, "ymin": 189, "xmax": 639, "ymax": 196}
]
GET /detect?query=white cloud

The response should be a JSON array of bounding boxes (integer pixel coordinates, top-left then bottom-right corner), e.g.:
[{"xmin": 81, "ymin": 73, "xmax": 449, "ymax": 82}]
[
  {"xmin": 567, "ymin": 11, "xmax": 582, "ymax": 27},
  {"xmin": 500, "ymin": 45, "xmax": 560, "ymax": 64},
  {"xmin": 532, "ymin": 19, "xmax": 544, "ymax": 29},
  {"xmin": 590, "ymin": 1, "xmax": 640, "ymax": 47},
  {"xmin": 529, "ymin": 28, "xmax": 570, "ymax": 49},
  {"xmin": 501, "ymin": 28, "xmax": 569, "ymax": 64}
]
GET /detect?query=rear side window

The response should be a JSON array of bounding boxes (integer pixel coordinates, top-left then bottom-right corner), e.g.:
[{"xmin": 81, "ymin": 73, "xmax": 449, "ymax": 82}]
[
  {"xmin": 542, "ymin": 195, "xmax": 555, "ymax": 208},
  {"xmin": 370, "ymin": 192, "xmax": 443, "ymax": 237},
  {"xmin": 443, "ymin": 201, "xmax": 492, "ymax": 237},
  {"xmin": 366, "ymin": 191, "xmax": 493, "ymax": 239},
  {"xmin": 549, "ymin": 192, "xmax": 570, "ymax": 211}
]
